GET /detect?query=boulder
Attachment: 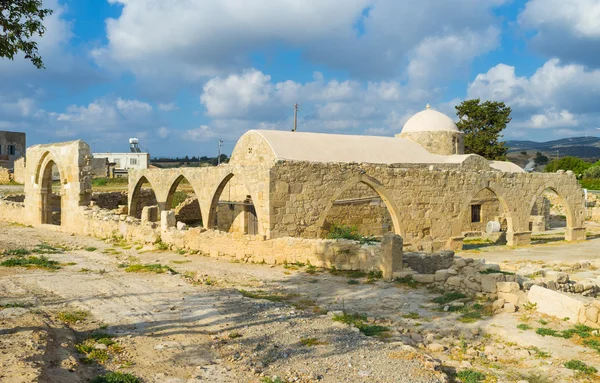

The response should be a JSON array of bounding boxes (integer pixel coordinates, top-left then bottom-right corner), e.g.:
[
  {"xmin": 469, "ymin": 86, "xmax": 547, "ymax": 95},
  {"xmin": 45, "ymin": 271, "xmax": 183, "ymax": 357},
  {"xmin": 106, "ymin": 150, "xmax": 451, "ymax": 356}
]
[
  {"xmin": 498, "ymin": 292, "xmax": 519, "ymax": 305},
  {"xmin": 492, "ymin": 299, "xmax": 505, "ymax": 313},
  {"xmin": 427, "ymin": 343, "xmax": 445, "ymax": 352},
  {"xmin": 446, "ymin": 276, "xmax": 462, "ymax": 287},
  {"xmin": 503, "ymin": 302, "xmax": 517, "ymax": 313},
  {"xmin": 413, "ymin": 274, "xmax": 435, "ymax": 284},
  {"xmin": 176, "ymin": 221, "xmax": 187, "ymax": 231},
  {"xmin": 434, "ymin": 269, "xmax": 450, "ymax": 282}
]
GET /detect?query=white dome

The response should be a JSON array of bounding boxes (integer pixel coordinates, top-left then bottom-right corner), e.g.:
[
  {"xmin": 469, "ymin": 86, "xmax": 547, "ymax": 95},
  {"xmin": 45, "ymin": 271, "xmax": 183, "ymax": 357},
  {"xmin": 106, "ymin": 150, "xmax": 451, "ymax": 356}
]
[{"xmin": 401, "ymin": 107, "xmax": 459, "ymax": 133}]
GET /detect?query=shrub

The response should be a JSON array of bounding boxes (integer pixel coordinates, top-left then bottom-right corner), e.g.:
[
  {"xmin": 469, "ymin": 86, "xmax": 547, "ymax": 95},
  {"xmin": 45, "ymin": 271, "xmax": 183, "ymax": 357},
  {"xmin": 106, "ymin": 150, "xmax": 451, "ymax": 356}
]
[
  {"xmin": 432, "ymin": 292, "xmax": 467, "ymax": 305},
  {"xmin": 517, "ymin": 323, "xmax": 532, "ymax": 331},
  {"xmin": 124, "ymin": 264, "xmax": 176, "ymax": 274},
  {"xmin": 326, "ymin": 224, "xmax": 379, "ymax": 245},
  {"xmin": 170, "ymin": 190, "xmax": 189, "ymax": 208},
  {"xmin": 58, "ymin": 310, "xmax": 89, "ymax": 324},
  {"xmin": 456, "ymin": 369, "xmax": 486, "ymax": 383}
]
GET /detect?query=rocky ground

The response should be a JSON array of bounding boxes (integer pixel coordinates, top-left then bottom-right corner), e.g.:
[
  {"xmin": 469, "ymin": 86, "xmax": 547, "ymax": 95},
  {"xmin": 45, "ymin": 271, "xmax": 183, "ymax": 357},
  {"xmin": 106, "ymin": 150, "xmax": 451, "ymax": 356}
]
[{"xmin": 2, "ymin": 223, "xmax": 600, "ymax": 382}]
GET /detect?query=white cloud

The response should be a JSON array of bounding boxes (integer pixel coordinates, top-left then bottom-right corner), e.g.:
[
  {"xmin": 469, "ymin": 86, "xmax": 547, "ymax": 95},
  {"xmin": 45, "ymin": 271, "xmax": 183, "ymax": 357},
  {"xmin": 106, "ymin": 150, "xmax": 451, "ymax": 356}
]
[
  {"xmin": 95, "ymin": 0, "xmax": 504, "ymax": 83},
  {"xmin": 519, "ymin": 0, "xmax": 600, "ymax": 39},
  {"xmin": 468, "ymin": 59, "xmax": 600, "ymax": 134},
  {"xmin": 518, "ymin": 0, "xmax": 600, "ymax": 67},
  {"xmin": 184, "ymin": 125, "xmax": 217, "ymax": 142},
  {"xmin": 158, "ymin": 102, "xmax": 178, "ymax": 112}
]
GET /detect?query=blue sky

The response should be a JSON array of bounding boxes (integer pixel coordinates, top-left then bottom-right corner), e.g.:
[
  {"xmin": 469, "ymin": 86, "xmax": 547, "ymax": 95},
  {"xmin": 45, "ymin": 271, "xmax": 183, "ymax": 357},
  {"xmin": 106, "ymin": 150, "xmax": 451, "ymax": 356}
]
[{"xmin": 1, "ymin": 0, "xmax": 599, "ymax": 157}]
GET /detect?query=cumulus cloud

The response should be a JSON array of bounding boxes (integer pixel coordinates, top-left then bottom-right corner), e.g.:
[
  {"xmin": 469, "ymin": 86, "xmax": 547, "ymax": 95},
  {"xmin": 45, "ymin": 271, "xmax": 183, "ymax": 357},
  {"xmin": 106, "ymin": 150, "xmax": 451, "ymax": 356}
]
[
  {"xmin": 158, "ymin": 102, "xmax": 179, "ymax": 112},
  {"xmin": 95, "ymin": 0, "xmax": 504, "ymax": 83},
  {"xmin": 468, "ymin": 59, "xmax": 600, "ymax": 136},
  {"xmin": 519, "ymin": 0, "xmax": 600, "ymax": 67}
]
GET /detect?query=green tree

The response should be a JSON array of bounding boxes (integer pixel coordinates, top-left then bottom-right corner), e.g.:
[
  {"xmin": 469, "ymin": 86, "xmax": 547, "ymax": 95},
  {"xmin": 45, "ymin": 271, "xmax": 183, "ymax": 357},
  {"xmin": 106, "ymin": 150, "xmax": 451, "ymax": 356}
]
[
  {"xmin": 0, "ymin": 0, "xmax": 53, "ymax": 68},
  {"xmin": 455, "ymin": 99, "xmax": 512, "ymax": 160},
  {"xmin": 534, "ymin": 151, "xmax": 549, "ymax": 165},
  {"xmin": 544, "ymin": 156, "xmax": 592, "ymax": 175}
]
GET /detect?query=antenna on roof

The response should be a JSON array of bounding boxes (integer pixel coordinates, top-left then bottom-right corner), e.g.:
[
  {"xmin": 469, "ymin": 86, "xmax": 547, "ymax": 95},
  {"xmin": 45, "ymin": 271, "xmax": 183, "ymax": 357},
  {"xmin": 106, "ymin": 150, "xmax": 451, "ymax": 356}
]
[{"xmin": 292, "ymin": 103, "xmax": 299, "ymax": 132}]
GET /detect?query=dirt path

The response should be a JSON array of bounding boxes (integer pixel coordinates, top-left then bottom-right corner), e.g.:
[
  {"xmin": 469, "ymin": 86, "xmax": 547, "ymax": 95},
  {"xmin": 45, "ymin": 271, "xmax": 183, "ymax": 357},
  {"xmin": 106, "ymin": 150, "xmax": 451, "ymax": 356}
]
[{"xmin": 0, "ymin": 223, "xmax": 446, "ymax": 383}]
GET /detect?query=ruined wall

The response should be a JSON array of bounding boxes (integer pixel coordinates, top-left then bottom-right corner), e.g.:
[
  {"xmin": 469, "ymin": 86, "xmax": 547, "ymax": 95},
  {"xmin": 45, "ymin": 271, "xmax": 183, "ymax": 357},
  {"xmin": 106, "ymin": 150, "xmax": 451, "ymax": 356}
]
[
  {"xmin": 0, "ymin": 131, "xmax": 26, "ymax": 169},
  {"xmin": 268, "ymin": 162, "xmax": 586, "ymax": 250},
  {"xmin": 461, "ymin": 188, "xmax": 502, "ymax": 234},
  {"xmin": 323, "ymin": 182, "xmax": 393, "ymax": 237},
  {"xmin": 174, "ymin": 197, "xmax": 202, "ymax": 224}
]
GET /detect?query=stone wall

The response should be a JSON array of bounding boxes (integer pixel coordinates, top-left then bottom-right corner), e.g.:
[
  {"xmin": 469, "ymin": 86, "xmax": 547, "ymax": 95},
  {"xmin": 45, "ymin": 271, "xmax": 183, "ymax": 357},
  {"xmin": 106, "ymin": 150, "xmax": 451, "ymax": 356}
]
[
  {"xmin": 323, "ymin": 182, "xmax": 393, "ymax": 237},
  {"xmin": 460, "ymin": 188, "xmax": 502, "ymax": 234},
  {"xmin": 12, "ymin": 157, "xmax": 25, "ymax": 184},
  {"xmin": 174, "ymin": 197, "xmax": 202, "ymax": 224},
  {"xmin": 0, "ymin": 167, "xmax": 10, "ymax": 184},
  {"xmin": 397, "ymin": 130, "xmax": 464, "ymax": 155}
]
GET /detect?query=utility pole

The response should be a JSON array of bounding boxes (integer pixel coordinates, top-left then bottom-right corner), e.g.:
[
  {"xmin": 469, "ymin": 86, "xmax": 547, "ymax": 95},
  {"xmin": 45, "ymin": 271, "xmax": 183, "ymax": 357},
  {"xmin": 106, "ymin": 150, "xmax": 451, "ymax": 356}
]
[
  {"xmin": 292, "ymin": 103, "xmax": 298, "ymax": 132},
  {"xmin": 217, "ymin": 139, "xmax": 223, "ymax": 165}
]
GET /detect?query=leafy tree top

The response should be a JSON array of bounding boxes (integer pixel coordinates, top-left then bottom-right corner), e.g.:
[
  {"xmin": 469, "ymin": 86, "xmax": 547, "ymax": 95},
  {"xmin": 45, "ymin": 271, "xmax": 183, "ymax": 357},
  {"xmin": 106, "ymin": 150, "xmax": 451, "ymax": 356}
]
[
  {"xmin": 455, "ymin": 99, "xmax": 512, "ymax": 160},
  {"xmin": 544, "ymin": 156, "xmax": 592, "ymax": 175},
  {"xmin": 0, "ymin": 0, "xmax": 53, "ymax": 68}
]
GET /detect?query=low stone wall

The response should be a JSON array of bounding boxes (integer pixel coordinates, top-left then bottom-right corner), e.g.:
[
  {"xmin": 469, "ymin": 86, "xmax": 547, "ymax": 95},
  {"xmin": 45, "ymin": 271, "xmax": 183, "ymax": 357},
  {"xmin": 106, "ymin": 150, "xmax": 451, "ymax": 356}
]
[
  {"xmin": 91, "ymin": 192, "xmax": 128, "ymax": 210},
  {"xmin": 403, "ymin": 251, "xmax": 454, "ymax": 274},
  {"xmin": 528, "ymin": 286, "xmax": 600, "ymax": 328},
  {"xmin": 12, "ymin": 157, "xmax": 25, "ymax": 184}
]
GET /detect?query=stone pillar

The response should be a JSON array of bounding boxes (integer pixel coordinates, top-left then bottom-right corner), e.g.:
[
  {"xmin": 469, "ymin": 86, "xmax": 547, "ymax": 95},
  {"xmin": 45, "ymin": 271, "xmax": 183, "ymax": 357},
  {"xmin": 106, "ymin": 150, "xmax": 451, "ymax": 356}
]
[
  {"xmin": 506, "ymin": 231, "xmax": 531, "ymax": 247},
  {"xmin": 381, "ymin": 233, "xmax": 403, "ymax": 280},
  {"xmin": 566, "ymin": 227, "xmax": 586, "ymax": 242},
  {"xmin": 161, "ymin": 210, "xmax": 176, "ymax": 231},
  {"xmin": 141, "ymin": 206, "xmax": 158, "ymax": 223}
]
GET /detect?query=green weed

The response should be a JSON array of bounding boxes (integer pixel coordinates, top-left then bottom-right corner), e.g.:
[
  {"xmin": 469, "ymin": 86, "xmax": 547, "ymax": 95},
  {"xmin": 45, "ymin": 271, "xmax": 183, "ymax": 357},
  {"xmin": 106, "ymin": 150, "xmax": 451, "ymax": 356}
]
[
  {"xmin": 90, "ymin": 372, "xmax": 140, "ymax": 383},
  {"xmin": 564, "ymin": 359, "xmax": 597, "ymax": 374},
  {"xmin": 431, "ymin": 292, "xmax": 467, "ymax": 305},
  {"xmin": 456, "ymin": 369, "xmax": 486, "ymax": 383},
  {"xmin": 1, "ymin": 256, "xmax": 61, "ymax": 270},
  {"xmin": 124, "ymin": 263, "xmax": 177, "ymax": 274},
  {"xmin": 85, "ymin": 247, "xmax": 97, "ymax": 252},
  {"xmin": 58, "ymin": 310, "xmax": 89, "ymax": 324},
  {"xmin": 517, "ymin": 323, "xmax": 532, "ymax": 331}
]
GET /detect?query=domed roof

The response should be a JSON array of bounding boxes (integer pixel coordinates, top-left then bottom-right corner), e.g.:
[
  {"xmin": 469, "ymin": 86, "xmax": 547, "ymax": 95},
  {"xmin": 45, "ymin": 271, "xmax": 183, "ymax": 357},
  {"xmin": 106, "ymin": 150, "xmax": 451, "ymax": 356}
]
[{"xmin": 401, "ymin": 105, "xmax": 459, "ymax": 133}]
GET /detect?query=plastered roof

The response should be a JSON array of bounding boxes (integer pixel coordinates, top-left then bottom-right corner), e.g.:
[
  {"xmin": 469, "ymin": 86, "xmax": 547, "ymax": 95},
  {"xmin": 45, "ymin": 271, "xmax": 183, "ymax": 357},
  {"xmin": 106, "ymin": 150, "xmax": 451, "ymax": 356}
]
[
  {"xmin": 250, "ymin": 130, "xmax": 466, "ymax": 165},
  {"xmin": 401, "ymin": 108, "xmax": 459, "ymax": 133}
]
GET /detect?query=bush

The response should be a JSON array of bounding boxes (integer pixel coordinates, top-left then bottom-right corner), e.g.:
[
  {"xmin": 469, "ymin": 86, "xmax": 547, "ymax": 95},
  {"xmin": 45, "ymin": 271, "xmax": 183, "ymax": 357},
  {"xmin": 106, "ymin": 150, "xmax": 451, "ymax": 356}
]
[
  {"xmin": 170, "ymin": 190, "xmax": 189, "ymax": 208},
  {"xmin": 326, "ymin": 224, "xmax": 379, "ymax": 245},
  {"xmin": 564, "ymin": 359, "xmax": 597, "ymax": 374},
  {"xmin": 544, "ymin": 156, "xmax": 592, "ymax": 175},
  {"xmin": 580, "ymin": 178, "xmax": 600, "ymax": 190},
  {"xmin": 456, "ymin": 369, "xmax": 486, "ymax": 383},
  {"xmin": 0, "ymin": 255, "xmax": 61, "ymax": 270},
  {"xmin": 583, "ymin": 165, "xmax": 600, "ymax": 179}
]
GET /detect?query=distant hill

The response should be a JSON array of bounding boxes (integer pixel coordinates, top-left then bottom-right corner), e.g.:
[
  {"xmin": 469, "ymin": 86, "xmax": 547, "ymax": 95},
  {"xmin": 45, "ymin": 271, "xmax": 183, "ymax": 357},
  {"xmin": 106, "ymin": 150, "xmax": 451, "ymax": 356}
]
[{"xmin": 506, "ymin": 136, "xmax": 600, "ymax": 161}]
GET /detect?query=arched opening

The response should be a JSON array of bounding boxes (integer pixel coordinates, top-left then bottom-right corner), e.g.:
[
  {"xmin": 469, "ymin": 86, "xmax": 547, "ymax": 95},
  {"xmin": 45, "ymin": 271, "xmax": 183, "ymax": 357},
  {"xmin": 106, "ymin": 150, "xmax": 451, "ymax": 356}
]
[
  {"xmin": 460, "ymin": 188, "xmax": 511, "ymax": 249},
  {"xmin": 208, "ymin": 174, "xmax": 259, "ymax": 235},
  {"xmin": 529, "ymin": 188, "xmax": 571, "ymax": 244},
  {"xmin": 130, "ymin": 176, "xmax": 158, "ymax": 219},
  {"xmin": 165, "ymin": 175, "xmax": 202, "ymax": 227},
  {"xmin": 40, "ymin": 160, "xmax": 62, "ymax": 225},
  {"xmin": 319, "ymin": 180, "xmax": 397, "ymax": 241}
]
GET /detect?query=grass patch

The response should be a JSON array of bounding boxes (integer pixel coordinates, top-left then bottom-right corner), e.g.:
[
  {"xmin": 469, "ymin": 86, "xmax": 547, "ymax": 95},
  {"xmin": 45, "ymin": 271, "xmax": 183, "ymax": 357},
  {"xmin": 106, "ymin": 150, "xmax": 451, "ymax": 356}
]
[
  {"xmin": 32, "ymin": 243, "xmax": 64, "ymax": 254},
  {"xmin": 239, "ymin": 289, "xmax": 284, "ymax": 302},
  {"xmin": 155, "ymin": 241, "xmax": 169, "ymax": 251},
  {"xmin": 0, "ymin": 302, "xmax": 33, "ymax": 309},
  {"xmin": 394, "ymin": 275, "xmax": 421, "ymax": 289},
  {"xmin": 431, "ymin": 292, "xmax": 467, "ymax": 305},
  {"xmin": 332, "ymin": 312, "xmax": 390, "ymax": 337},
  {"xmin": 456, "ymin": 369, "xmax": 486, "ymax": 383},
  {"xmin": 124, "ymin": 263, "xmax": 176, "ymax": 274},
  {"xmin": 402, "ymin": 312, "xmax": 420, "ymax": 319},
  {"xmin": 58, "ymin": 310, "xmax": 89, "ymax": 324},
  {"xmin": 528, "ymin": 346, "xmax": 551, "ymax": 359},
  {"xmin": 536, "ymin": 324, "xmax": 594, "ymax": 339},
  {"xmin": 479, "ymin": 268, "xmax": 515, "ymax": 275},
  {"xmin": 260, "ymin": 377, "xmax": 286, "ymax": 383},
  {"xmin": 347, "ymin": 279, "xmax": 360, "ymax": 285},
  {"xmin": 583, "ymin": 339, "xmax": 600, "ymax": 353},
  {"xmin": 300, "ymin": 337, "xmax": 326, "ymax": 347},
  {"xmin": 228, "ymin": 332, "xmax": 242, "ymax": 339},
  {"xmin": 90, "ymin": 372, "xmax": 140, "ymax": 383},
  {"xmin": 76, "ymin": 333, "xmax": 123, "ymax": 366},
  {"xmin": 0, "ymin": 255, "xmax": 61, "ymax": 270},
  {"xmin": 85, "ymin": 247, "xmax": 97, "ymax": 252},
  {"xmin": 172, "ymin": 260, "xmax": 191, "ymax": 264},
  {"xmin": 4, "ymin": 248, "xmax": 31, "ymax": 256},
  {"xmin": 564, "ymin": 359, "xmax": 597, "ymax": 374},
  {"xmin": 517, "ymin": 323, "xmax": 532, "ymax": 331}
]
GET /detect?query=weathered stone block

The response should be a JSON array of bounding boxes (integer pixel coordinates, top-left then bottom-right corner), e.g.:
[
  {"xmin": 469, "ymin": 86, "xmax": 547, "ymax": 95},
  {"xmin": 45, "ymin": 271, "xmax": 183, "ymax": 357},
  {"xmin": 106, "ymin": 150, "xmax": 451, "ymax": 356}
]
[
  {"xmin": 413, "ymin": 274, "xmax": 435, "ymax": 284},
  {"xmin": 528, "ymin": 285, "xmax": 585, "ymax": 324},
  {"xmin": 403, "ymin": 251, "xmax": 454, "ymax": 274},
  {"xmin": 446, "ymin": 276, "xmax": 462, "ymax": 287},
  {"xmin": 498, "ymin": 292, "xmax": 519, "ymax": 305},
  {"xmin": 497, "ymin": 282, "xmax": 520, "ymax": 294},
  {"xmin": 434, "ymin": 269, "xmax": 450, "ymax": 282},
  {"xmin": 141, "ymin": 205, "xmax": 158, "ymax": 223},
  {"xmin": 160, "ymin": 210, "xmax": 176, "ymax": 231},
  {"xmin": 586, "ymin": 306, "xmax": 599, "ymax": 323},
  {"xmin": 566, "ymin": 227, "xmax": 586, "ymax": 242},
  {"xmin": 481, "ymin": 274, "xmax": 505, "ymax": 293}
]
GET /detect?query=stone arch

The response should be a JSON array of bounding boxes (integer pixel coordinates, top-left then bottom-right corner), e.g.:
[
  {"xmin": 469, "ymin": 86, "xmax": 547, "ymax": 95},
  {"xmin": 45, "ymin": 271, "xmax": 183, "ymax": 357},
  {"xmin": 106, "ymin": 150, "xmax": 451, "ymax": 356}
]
[
  {"xmin": 165, "ymin": 174, "xmax": 204, "ymax": 225},
  {"xmin": 206, "ymin": 172, "xmax": 264, "ymax": 235},
  {"xmin": 452, "ymin": 184, "xmax": 515, "ymax": 238},
  {"xmin": 129, "ymin": 175, "xmax": 159, "ymax": 219},
  {"xmin": 314, "ymin": 174, "xmax": 403, "ymax": 238},
  {"xmin": 39, "ymin": 157, "xmax": 63, "ymax": 225},
  {"xmin": 528, "ymin": 181, "xmax": 576, "ymax": 236}
]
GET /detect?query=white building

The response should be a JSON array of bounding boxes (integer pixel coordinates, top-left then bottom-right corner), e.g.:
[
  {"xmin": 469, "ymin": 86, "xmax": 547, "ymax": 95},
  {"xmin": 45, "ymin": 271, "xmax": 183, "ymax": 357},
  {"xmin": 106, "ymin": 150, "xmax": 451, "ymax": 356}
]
[{"xmin": 93, "ymin": 138, "xmax": 149, "ymax": 176}]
